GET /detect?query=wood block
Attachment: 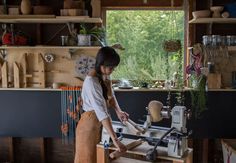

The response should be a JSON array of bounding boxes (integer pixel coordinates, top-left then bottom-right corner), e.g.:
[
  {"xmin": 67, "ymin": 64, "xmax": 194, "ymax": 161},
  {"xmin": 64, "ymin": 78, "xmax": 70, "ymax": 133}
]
[
  {"xmin": 8, "ymin": 7, "xmax": 20, "ymax": 15},
  {"xmin": 64, "ymin": 0, "xmax": 74, "ymax": 9},
  {"xmin": 73, "ymin": 1, "xmax": 85, "ymax": 9},
  {"xmin": 1, "ymin": 62, "xmax": 8, "ymax": 88},
  {"xmin": 207, "ymin": 73, "xmax": 221, "ymax": 89},
  {"xmin": 0, "ymin": 6, "xmax": 5, "ymax": 14},
  {"xmin": 33, "ymin": 6, "xmax": 53, "ymax": 15},
  {"xmin": 68, "ymin": 9, "xmax": 83, "ymax": 16},
  {"xmin": 91, "ymin": 0, "xmax": 101, "ymax": 18},
  {"xmin": 13, "ymin": 62, "xmax": 20, "ymax": 88},
  {"xmin": 60, "ymin": 9, "xmax": 69, "ymax": 16}
]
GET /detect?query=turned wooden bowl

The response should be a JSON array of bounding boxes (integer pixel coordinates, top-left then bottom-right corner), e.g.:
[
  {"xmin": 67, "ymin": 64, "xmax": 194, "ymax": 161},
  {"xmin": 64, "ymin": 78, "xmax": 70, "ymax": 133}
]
[
  {"xmin": 192, "ymin": 10, "xmax": 211, "ymax": 19},
  {"xmin": 210, "ymin": 6, "xmax": 224, "ymax": 18},
  {"xmin": 210, "ymin": 6, "xmax": 224, "ymax": 12}
]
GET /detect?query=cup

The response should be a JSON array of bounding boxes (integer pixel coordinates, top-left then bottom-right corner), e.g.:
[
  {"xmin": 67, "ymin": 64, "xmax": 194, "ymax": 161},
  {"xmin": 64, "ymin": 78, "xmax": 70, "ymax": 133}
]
[
  {"xmin": 61, "ymin": 35, "xmax": 68, "ymax": 46},
  {"xmin": 207, "ymin": 62, "xmax": 215, "ymax": 73},
  {"xmin": 52, "ymin": 82, "xmax": 60, "ymax": 89},
  {"xmin": 232, "ymin": 71, "xmax": 236, "ymax": 88}
]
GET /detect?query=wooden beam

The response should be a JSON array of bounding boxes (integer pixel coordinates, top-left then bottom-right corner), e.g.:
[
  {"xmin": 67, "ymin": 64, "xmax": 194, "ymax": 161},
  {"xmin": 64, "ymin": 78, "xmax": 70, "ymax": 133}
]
[{"xmin": 102, "ymin": 0, "xmax": 183, "ymax": 7}]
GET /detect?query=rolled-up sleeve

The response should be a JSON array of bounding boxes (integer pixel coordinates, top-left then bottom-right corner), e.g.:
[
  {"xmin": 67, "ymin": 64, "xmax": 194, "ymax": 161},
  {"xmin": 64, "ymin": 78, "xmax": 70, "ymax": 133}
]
[{"xmin": 86, "ymin": 78, "xmax": 109, "ymax": 121}]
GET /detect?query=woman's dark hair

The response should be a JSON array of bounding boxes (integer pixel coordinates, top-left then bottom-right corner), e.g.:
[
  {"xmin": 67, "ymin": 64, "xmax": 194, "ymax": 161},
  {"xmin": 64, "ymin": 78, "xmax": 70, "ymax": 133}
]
[
  {"xmin": 95, "ymin": 46, "xmax": 120, "ymax": 100},
  {"xmin": 95, "ymin": 46, "xmax": 120, "ymax": 74}
]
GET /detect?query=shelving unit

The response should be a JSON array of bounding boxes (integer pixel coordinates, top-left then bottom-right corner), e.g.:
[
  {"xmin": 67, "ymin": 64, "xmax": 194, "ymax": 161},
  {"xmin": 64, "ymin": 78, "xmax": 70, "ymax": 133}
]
[
  {"xmin": 0, "ymin": 46, "xmax": 101, "ymax": 49},
  {"xmin": 188, "ymin": 46, "xmax": 236, "ymax": 52},
  {"xmin": 0, "ymin": 16, "xmax": 102, "ymax": 24},
  {"xmin": 189, "ymin": 18, "xmax": 236, "ymax": 24},
  {"xmin": 189, "ymin": 16, "xmax": 236, "ymax": 88}
]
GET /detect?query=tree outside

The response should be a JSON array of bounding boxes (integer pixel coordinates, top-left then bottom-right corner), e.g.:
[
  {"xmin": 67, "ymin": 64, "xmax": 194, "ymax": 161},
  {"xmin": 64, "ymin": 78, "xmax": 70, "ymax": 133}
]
[{"xmin": 106, "ymin": 10, "xmax": 184, "ymax": 85}]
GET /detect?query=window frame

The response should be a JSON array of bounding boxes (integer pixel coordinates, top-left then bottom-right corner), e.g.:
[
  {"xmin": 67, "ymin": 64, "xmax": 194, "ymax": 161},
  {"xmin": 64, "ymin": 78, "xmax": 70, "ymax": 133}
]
[{"xmin": 102, "ymin": 6, "xmax": 188, "ymax": 86}]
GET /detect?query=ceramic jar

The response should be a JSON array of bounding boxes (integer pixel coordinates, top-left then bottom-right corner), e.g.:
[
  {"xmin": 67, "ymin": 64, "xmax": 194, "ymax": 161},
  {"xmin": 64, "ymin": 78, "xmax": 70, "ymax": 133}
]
[{"xmin": 20, "ymin": 0, "xmax": 32, "ymax": 15}]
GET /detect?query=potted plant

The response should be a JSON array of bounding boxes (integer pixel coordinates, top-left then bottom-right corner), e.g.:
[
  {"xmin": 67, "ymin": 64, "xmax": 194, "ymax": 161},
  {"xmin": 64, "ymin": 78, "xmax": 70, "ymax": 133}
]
[
  {"xmin": 77, "ymin": 24, "xmax": 92, "ymax": 46},
  {"xmin": 77, "ymin": 24, "xmax": 107, "ymax": 46}
]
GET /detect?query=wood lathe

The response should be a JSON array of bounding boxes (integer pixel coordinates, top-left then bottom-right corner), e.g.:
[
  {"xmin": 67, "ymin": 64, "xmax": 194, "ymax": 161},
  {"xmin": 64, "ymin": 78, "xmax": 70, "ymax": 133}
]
[{"xmin": 100, "ymin": 99, "xmax": 192, "ymax": 162}]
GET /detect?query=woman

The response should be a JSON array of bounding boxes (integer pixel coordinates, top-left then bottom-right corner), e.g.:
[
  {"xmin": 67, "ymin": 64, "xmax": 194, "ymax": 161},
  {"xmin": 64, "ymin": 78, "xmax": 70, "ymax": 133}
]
[{"xmin": 74, "ymin": 46, "xmax": 129, "ymax": 163}]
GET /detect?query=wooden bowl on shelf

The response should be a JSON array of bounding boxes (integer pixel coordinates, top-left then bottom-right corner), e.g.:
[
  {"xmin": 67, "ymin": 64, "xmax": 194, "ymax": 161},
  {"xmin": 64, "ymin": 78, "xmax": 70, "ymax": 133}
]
[
  {"xmin": 192, "ymin": 10, "xmax": 211, "ymax": 19},
  {"xmin": 210, "ymin": 6, "xmax": 224, "ymax": 18}
]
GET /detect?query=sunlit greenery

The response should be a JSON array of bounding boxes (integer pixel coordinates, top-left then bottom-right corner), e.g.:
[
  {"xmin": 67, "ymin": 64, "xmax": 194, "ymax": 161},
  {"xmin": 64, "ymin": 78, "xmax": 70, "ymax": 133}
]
[{"xmin": 106, "ymin": 10, "xmax": 184, "ymax": 82}]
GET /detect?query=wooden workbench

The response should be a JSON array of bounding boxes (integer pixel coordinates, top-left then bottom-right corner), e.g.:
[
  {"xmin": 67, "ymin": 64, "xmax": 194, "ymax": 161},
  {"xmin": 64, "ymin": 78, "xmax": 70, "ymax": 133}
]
[{"xmin": 97, "ymin": 139, "xmax": 193, "ymax": 163}]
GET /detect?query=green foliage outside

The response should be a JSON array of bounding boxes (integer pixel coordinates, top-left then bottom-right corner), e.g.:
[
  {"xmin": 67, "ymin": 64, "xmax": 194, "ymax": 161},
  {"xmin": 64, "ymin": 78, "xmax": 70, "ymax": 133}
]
[{"xmin": 106, "ymin": 10, "xmax": 184, "ymax": 83}]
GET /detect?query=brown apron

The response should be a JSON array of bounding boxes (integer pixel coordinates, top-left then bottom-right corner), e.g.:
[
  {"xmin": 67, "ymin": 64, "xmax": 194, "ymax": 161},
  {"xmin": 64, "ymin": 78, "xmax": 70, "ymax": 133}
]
[{"xmin": 74, "ymin": 111, "xmax": 102, "ymax": 163}]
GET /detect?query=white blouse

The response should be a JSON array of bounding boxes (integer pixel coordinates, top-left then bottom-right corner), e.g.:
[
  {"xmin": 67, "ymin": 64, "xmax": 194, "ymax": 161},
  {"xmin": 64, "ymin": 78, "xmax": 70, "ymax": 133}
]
[{"xmin": 81, "ymin": 76, "xmax": 109, "ymax": 121}]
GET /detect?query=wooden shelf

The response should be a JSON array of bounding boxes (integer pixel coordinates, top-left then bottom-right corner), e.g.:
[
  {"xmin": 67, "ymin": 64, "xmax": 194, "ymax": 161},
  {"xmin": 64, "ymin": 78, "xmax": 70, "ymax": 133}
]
[
  {"xmin": 188, "ymin": 46, "xmax": 236, "ymax": 51},
  {"xmin": 0, "ymin": 88, "xmax": 61, "ymax": 91},
  {"xmin": 0, "ymin": 46, "xmax": 101, "ymax": 49},
  {"xmin": 0, "ymin": 16, "xmax": 102, "ymax": 24},
  {"xmin": 189, "ymin": 18, "xmax": 236, "ymax": 24}
]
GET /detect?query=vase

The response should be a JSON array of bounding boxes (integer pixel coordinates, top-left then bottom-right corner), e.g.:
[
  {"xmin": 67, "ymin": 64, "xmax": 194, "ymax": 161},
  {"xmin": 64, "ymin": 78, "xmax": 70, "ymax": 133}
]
[
  {"xmin": 20, "ymin": 0, "xmax": 32, "ymax": 15},
  {"xmin": 77, "ymin": 34, "xmax": 91, "ymax": 46}
]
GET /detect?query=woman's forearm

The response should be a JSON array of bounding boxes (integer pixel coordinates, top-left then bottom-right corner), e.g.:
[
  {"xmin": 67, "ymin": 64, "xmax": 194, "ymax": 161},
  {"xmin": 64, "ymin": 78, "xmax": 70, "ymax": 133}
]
[
  {"xmin": 109, "ymin": 96, "xmax": 121, "ymax": 112},
  {"xmin": 101, "ymin": 117, "xmax": 117, "ymax": 141}
]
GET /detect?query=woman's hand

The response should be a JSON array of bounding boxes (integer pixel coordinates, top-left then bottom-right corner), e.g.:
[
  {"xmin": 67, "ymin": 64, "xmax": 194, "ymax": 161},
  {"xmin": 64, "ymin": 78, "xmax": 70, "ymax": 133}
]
[
  {"xmin": 116, "ymin": 110, "xmax": 129, "ymax": 122},
  {"xmin": 112, "ymin": 138, "xmax": 127, "ymax": 152}
]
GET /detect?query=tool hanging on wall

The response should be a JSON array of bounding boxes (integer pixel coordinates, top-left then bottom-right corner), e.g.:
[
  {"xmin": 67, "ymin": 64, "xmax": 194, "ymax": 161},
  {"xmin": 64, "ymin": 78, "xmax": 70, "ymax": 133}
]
[
  {"xmin": 1, "ymin": 62, "xmax": 8, "ymax": 88},
  {"xmin": 13, "ymin": 62, "xmax": 20, "ymax": 88},
  {"xmin": 38, "ymin": 53, "xmax": 45, "ymax": 88},
  {"xmin": 61, "ymin": 86, "xmax": 82, "ymax": 144}
]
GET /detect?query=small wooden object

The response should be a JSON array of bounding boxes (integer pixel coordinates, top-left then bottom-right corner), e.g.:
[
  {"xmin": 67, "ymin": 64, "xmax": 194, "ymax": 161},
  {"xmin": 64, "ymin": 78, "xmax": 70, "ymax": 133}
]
[
  {"xmin": 20, "ymin": 53, "xmax": 27, "ymax": 88},
  {"xmin": 68, "ymin": 9, "xmax": 83, "ymax": 16},
  {"xmin": 123, "ymin": 119, "xmax": 145, "ymax": 135},
  {"xmin": 13, "ymin": 62, "xmax": 20, "ymax": 88},
  {"xmin": 20, "ymin": 0, "xmax": 32, "ymax": 15},
  {"xmin": 91, "ymin": 0, "xmax": 101, "ymax": 18},
  {"xmin": 1, "ymin": 62, "xmax": 8, "ymax": 88},
  {"xmin": 64, "ymin": 0, "xmax": 74, "ymax": 9},
  {"xmin": 38, "ymin": 53, "xmax": 45, "ymax": 88},
  {"xmin": 33, "ymin": 6, "xmax": 53, "ymax": 15},
  {"xmin": 207, "ymin": 73, "xmax": 221, "ymax": 89},
  {"xmin": 0, "ymin": 6, "xmax": 5, "ymax": 14},
  {"xmin": 8, "ymin": 7, "xmax": 20, "ymax": 15},
  {"xmin": 109, "ymin": 139, "xmax": 143, "ymax": 159}
]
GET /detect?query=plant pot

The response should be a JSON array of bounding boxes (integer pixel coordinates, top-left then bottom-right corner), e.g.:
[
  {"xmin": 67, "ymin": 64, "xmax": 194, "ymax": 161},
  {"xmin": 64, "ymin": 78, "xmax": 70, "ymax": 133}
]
[
  {"xmin": 77, "ymin": 34, "xmax": 91, "ymax": 46},
  {"xmin": 163, "ymin": 39, "xmax": 181, "ymax": 52}
]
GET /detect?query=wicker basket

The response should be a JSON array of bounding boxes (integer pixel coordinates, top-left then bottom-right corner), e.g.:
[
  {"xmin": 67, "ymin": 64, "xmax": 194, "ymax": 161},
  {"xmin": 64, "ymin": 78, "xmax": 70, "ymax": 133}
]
[{"xmin": 163, "ymin": 39, "xmax": 181, "ymax": 52}]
